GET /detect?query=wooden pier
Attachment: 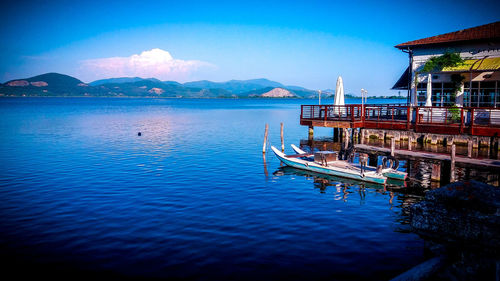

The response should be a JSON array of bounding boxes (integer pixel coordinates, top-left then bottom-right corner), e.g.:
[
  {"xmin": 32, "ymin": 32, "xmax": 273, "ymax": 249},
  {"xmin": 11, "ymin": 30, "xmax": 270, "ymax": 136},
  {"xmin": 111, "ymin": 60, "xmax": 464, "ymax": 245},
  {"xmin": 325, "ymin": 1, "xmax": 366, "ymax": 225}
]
[{"xmin": 354, "ymin": 144, "xmax": 500, "ymax": 169}]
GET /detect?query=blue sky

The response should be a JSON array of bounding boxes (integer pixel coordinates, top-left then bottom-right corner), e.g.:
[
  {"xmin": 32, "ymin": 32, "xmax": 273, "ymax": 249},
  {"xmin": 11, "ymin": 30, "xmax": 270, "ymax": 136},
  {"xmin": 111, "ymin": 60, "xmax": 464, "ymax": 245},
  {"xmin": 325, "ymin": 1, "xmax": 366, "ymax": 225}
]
[{"xmin": 1, "ymin": 0, "xmax": 499, "ymax": 95}]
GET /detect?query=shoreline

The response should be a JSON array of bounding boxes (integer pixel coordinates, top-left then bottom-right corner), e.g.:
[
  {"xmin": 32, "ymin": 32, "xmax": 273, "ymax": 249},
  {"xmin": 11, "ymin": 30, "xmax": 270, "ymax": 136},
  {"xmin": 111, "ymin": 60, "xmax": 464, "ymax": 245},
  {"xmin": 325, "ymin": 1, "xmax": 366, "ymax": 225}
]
[{"xmin": 0, "ymin": 95, "xmax": 405, "ymax": 100}]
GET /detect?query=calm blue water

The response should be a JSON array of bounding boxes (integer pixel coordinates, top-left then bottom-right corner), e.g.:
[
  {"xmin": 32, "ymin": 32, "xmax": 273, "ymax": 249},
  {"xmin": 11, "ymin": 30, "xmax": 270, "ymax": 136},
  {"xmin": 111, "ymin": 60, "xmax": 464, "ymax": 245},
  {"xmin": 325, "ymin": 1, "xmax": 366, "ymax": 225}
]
[{"xmin": 0, "ymin": 98, "xmax": 424, "ymax": 280}]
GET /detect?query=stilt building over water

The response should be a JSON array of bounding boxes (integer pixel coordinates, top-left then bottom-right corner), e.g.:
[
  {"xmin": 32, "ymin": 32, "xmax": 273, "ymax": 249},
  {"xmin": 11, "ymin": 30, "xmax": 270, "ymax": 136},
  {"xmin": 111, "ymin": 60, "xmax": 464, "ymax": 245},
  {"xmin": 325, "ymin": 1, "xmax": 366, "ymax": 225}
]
[
  {"xmin": 301, "ymin": 22, "xmax": 500, "ymax": 152},
  {"xmin": 299, "ymin": 22, "xmax": 500, "ymax": 185}
]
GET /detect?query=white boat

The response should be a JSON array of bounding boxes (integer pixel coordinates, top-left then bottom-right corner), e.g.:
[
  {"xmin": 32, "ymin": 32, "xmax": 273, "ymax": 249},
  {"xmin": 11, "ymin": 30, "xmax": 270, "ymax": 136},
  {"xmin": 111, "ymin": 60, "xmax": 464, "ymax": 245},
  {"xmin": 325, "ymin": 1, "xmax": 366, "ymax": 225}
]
[
  {"xmin": 290, "ymin": 144, "xmax": 407, "ymax": 181},
  {"xmin": 270, "ymin": 145, "xmax": 387, "ymax": 185}
]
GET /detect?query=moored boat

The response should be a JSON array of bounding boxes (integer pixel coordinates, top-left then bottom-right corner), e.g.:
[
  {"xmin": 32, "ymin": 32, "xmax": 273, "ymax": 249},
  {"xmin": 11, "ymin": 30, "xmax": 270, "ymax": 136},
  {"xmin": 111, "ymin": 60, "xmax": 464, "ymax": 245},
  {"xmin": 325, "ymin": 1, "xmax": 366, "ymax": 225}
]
[
  {"xmin": 290, "ymin": 144, "xmax": 407, "ymax": 181},
  {"xmin": 270, "ymin": 145, "xmax": 387, "ymax": 185}
]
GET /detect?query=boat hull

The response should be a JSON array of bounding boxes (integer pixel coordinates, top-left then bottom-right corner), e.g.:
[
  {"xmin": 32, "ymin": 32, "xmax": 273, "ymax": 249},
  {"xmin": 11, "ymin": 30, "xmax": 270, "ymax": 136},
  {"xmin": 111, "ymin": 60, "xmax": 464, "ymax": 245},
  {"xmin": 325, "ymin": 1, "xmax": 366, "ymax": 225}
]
[{"xmin": 382, "ymin": 170, "xmax": 407, "ymax": 181}]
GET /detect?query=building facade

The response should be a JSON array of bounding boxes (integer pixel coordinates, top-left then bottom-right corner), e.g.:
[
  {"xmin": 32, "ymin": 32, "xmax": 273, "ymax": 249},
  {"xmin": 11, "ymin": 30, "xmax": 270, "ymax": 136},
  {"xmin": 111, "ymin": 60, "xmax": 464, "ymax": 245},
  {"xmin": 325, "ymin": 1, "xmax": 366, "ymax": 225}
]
[{"xmin": 393, "ymin": 21, "xmax": 500, "ymax": 107}]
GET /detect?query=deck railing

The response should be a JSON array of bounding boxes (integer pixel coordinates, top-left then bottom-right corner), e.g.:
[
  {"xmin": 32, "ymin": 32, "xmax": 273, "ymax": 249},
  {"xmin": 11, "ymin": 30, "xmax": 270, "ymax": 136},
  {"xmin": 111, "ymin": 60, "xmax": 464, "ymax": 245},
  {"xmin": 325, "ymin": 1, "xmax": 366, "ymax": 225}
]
[
  {"xmin": 300, "ymin": 104, "xmax": 500, "ymax": 136},
  {"xmin": 301, "ymin": 104, "xmax": 364, "ymax": 122}
]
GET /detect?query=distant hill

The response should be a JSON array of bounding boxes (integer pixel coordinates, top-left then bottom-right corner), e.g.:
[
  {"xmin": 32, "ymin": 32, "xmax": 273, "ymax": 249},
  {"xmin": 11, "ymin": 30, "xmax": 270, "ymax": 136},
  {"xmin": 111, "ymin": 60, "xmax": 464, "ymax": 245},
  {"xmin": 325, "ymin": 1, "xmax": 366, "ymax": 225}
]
[
  {"xmin": 1, "ymin": 73, "xmax": 91, "ymax": 96},
  {"xmin": 0, "ymin": 72, "xmax": 325, "ymax": 98},
  {"xmin": 162, "ymin": 81, "xmax": 183, "ymax": 86},
  {"xmin": 5, "ymin": 72, "xmax": 84, "ymax": 87},
  {"xmin": 90, "ymin": 77, "xmax": 162, "ymax": 86},
  {"xmin": 241, "ymin": 87, "xmax": 319, "ymax": 98},
  {"xmin": 92, "ymin": 79, "xmax": 233, "ymax": 98},
  {"xmin": 286, "ymin": 85, "xmax": 309, "ymax": 91},
  {"xmin": 183, "ymin": 78, "xmax": 285, "ymax": 94},
  {"xmin": 260, "ymin": 88, "xmax": 297, "ymax": 98}
]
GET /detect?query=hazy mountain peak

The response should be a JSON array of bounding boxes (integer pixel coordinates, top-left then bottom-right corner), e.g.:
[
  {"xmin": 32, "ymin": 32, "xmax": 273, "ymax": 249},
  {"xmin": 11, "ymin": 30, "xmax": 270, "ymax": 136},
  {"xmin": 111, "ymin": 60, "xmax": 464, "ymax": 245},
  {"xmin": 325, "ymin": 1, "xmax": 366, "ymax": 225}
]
[{"xmin": 90, "ymin": 77, "xmax": 161, "ymax": 86}]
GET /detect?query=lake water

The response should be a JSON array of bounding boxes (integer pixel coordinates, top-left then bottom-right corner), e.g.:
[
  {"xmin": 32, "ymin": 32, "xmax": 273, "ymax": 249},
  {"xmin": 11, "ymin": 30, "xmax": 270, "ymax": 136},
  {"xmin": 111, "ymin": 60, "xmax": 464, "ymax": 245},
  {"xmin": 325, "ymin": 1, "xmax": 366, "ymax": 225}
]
[{"xmin": 0, "ymin": 98, "xmax": 425, "ymax": 280}]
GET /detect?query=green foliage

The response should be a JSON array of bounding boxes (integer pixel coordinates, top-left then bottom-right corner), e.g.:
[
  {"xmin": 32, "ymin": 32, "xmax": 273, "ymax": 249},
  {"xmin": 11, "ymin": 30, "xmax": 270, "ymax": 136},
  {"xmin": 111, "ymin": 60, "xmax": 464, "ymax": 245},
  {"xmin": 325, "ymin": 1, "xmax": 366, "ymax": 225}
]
[
  {"xmin": 422, "ymin": 52, "xmax": 464, "ymax": 73},
  {"xmin": 448, "ymin": 105, "xmax": 461, "ymax": 122},
  {"xmin": 419, "ymin": 52, "xmax": 465, "ymax": 105}
]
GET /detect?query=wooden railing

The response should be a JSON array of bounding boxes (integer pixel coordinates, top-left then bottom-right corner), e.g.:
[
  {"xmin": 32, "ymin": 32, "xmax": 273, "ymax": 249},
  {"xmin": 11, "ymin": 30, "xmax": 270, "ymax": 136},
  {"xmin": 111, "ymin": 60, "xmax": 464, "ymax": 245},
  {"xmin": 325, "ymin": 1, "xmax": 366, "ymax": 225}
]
[
  {"xmin": 300, "ymin": 104, "xmax": 500, "ymax": 136},
  {"xmin": 301, "ymin": 104, "xmax": 364, "ymax": 122}
]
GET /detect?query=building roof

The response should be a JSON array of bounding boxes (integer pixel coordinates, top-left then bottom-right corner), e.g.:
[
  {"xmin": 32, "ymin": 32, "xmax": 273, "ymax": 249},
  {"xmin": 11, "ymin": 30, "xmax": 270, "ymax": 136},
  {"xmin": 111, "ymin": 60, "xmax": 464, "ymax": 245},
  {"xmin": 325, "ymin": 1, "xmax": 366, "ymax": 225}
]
[
  {"xmin": 395, "ymin": 21, "xmax": 500, "ymax": 49},
  {"xmin": 441, "ymin": 57, "xmax": 500, "ymax": 72}
]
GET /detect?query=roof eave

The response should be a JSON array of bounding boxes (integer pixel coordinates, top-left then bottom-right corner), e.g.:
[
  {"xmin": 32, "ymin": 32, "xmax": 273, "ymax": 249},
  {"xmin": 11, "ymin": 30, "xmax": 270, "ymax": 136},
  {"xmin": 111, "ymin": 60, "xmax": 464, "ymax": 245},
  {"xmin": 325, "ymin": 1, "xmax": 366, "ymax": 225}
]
[{"xmin": 395, "ymin": 38, "xmax": 500, "ymax": 50}]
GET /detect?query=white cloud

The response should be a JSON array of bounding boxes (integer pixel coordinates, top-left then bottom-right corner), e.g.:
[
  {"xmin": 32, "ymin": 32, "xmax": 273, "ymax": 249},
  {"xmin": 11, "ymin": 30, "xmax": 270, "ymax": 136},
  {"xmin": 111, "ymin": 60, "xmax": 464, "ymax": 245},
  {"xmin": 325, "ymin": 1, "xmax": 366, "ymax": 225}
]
[{"xmin": 80, "ymin": 48, "xmax": 214, "ymax": 81}]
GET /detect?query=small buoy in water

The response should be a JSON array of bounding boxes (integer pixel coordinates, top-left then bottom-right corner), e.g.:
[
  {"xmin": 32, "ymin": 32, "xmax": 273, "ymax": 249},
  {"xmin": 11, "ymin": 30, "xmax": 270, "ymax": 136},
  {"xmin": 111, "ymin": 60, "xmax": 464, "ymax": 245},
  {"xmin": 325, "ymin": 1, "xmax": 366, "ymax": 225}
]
[{"xmin": 138, "ymin": 132, "xmax": 142, "ymax": 136}]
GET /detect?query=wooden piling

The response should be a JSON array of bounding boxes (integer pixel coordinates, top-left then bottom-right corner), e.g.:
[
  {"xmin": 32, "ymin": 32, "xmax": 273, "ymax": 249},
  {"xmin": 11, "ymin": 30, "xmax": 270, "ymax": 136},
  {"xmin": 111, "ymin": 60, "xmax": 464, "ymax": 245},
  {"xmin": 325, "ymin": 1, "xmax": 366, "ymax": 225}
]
[
  {"xmin": 450, "ymin": 144, "xmax": 456, "ymax": 182},
  {"xmin": 494, "ymin": 137, "xmax": 499, "ymax": 159},
  {"xmin": 368, "ymin": 154, "xmax": 378, "ymax": 167},
  {"xmin": 263, "ymin": 124, "xmax": 269, "ymax": 154},
  {"xmin": 467, "ymin": 140, "xmax": 472, "ymax": 158},
  {"xmin": 431, "ymin": 163, "xmax": 441, "ymax": 182},
  {"xmin": 344, "ymin": 128, "xmax": 349, "ymax": 150},
  {"xmin": 360, "ymin": 129, "xmax": 364, "ymax": 145},
  {"xmin": 333, "ymin": 128, "xmax": 339, "ymax": 142},
  {"xmin": 408, "ymin": 135, "xmax": 412, "ymax": 151},
  {"xmin": 440, "ymin": 160, "xmax": 451, "ymax": 186},
  {"xmin": 280, "ymin": 122, "xmax": 284, "ymax": 152},
  {"xmin": 391, "ymin": 138, "xmax": 395, "ymax": 157},
  {"xmin": 308, "ymin": 126, "xmax": 314, "ymax": 140}
]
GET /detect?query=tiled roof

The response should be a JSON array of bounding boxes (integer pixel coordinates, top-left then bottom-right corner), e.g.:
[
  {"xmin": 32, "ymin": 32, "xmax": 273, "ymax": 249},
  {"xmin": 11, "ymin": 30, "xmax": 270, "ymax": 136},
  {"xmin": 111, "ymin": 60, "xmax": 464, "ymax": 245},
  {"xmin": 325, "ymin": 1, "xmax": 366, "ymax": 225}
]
[{"xmin": 395, "ymin": 21, "xmax": 500, "ymax": 49}]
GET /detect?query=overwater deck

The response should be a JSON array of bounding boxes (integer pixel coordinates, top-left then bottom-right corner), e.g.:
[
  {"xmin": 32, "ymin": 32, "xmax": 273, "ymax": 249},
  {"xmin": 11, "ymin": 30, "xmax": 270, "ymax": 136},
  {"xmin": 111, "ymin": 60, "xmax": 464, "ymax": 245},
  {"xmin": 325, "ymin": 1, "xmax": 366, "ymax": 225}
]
[{"xmin": 300, "ymin": 104, "xmax": 500, "ymax": 137}]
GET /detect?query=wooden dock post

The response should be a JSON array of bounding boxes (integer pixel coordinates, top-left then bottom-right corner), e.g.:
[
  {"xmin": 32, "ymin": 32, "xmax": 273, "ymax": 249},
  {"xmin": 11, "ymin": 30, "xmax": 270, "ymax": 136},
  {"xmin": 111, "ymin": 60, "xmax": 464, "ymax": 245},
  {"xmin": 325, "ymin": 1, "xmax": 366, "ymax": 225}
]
[
  {"xmin": 263, "ymin": 123, "xmax": 269, "ymax": 154},
  {"xmin": 391, "ymin": 138, "xmax": 395, "ymax": 157},
  {"xmin": 280, "ymin": 122, "xmax": 284, "ymax": 152},
  {"xmin": 308, "ymin": 126, "xmax": 314, "ymax": 140},
  {"xmin": 344, "ymin": 128, "xmax": 349, "ymax": 150},
  {"xmin": 368, "ymin": 154, "xmax": 378, "ymax": 167},
  {"xmin": 431, "ymin": 163, "xmax": 441, "ymax": 182},
  {"xmin": 450, "ymin": 144, "xmax": 456, "ymax": 182},
  {"xmin": 467, "ymin": 140, "xmax": 473, "ymax": 158},
  {"xmin": 440, "ymin": 160, "xmax": 451, "ymax": 186},
  {"xmin": 493, "ymin": 137, "xmax": 499, "ymax": 159},
  {"xmin": 408, "ymin": 135, "xmax": 412, "ymax": 151},
  {"xmin": 360, "ymin": 129, "xmax": 364, "ymax": 144},
  {"xmin": 333, "ymin": 128, "xmax": 339, "ymax": 142}
]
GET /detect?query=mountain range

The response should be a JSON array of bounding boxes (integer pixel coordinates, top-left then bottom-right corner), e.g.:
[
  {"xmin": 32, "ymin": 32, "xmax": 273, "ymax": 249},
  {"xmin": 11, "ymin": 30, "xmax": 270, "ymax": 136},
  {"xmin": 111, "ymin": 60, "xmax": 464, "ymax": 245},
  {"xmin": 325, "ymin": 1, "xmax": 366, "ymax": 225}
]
[{"xmin": 0, "ymin": 73, "xmax": 330, "ymax": 98}]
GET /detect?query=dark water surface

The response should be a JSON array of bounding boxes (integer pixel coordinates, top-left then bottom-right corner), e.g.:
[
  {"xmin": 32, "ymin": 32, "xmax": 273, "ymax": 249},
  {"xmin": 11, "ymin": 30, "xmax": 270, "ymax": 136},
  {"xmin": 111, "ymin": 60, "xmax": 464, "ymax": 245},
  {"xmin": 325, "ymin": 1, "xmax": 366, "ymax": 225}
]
[{"xmin": 0, "ymin": 98, "xmax": 424, "ymax": 280}]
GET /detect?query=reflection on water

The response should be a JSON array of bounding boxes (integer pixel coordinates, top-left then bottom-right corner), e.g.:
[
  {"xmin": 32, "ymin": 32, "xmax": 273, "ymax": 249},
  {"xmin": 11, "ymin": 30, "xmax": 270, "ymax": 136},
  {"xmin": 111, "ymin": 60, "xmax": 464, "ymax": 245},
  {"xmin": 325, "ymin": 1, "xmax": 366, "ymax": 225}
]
[
  {"xmin": 262, "ymin": 153, "xmax": 269, "ymax": 178},
  {"xmin": 272, "ymin": 166, "xmax": 421, "ymax": 233}
]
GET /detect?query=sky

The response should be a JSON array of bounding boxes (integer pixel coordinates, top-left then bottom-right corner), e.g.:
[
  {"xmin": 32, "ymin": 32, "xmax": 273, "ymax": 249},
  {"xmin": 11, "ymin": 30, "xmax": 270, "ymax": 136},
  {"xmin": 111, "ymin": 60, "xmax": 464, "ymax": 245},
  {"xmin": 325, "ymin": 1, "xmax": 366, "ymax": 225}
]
[{"xmin": 1, "ymin": 0, "xmax": 499, "ymax": 95}]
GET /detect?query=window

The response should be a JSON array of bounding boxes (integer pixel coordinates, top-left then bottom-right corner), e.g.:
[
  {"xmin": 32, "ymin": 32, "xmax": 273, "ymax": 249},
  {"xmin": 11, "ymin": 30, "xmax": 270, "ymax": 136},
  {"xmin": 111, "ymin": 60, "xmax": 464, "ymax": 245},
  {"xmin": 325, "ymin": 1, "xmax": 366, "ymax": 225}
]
[{"xmin": 464, "ymin": 81, "xmax": 499, "ymax": 107}]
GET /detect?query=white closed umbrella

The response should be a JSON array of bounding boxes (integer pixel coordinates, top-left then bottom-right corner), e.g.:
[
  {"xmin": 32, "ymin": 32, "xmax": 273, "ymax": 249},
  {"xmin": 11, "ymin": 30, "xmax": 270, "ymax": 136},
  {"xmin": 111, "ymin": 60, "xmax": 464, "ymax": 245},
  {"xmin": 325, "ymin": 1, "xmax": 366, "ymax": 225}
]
[
  {"xmin": 334, "ymin": 76, "xmax": 345, "ymax": 106},
  {"xmin": 425, "ymin": 73, "xmax": 432, "ymax": 106},
  {"xmin": 334, "ymin": 76, "xmax": 345, "ymax": 116}
]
